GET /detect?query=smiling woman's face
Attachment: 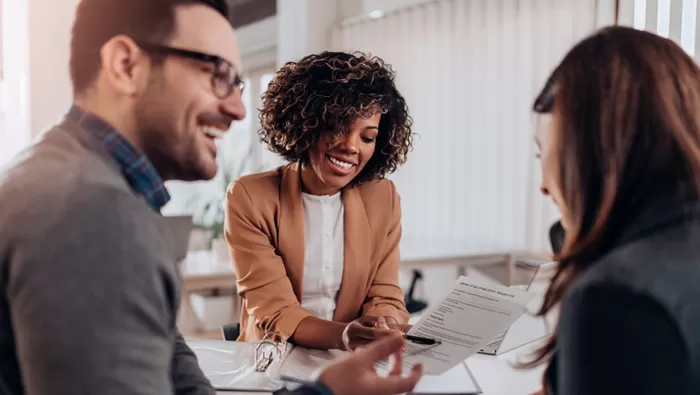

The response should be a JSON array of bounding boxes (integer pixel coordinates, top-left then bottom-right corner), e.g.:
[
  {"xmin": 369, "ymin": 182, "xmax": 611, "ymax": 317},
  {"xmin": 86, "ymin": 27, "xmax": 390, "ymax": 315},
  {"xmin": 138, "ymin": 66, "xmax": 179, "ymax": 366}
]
[
  {"xmin": 302, "ymin": 113, "xmax": 381, "ymax": 196},
  {"xmin": 536, "ymin": 113, "xmax": 571, "ymax": 231}
]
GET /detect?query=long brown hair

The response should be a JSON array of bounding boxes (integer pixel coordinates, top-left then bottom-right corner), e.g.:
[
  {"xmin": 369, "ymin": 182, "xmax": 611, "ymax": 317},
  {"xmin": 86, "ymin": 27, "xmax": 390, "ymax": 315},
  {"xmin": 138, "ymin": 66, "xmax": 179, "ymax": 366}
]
[{"xmin": 530, "ymin": 26, "xmax": 700, "ymax": 389}]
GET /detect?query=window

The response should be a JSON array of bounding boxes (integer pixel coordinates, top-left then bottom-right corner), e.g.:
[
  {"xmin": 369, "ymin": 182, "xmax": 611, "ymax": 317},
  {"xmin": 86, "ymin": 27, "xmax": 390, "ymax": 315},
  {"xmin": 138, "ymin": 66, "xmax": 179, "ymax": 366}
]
[
  {"xmin": 633, "ymin": 0, "xmax": 698, "ymax": 56},
  {"xmin": 0, "ymin": 0, "xmax": 30, "ymax": 169}
]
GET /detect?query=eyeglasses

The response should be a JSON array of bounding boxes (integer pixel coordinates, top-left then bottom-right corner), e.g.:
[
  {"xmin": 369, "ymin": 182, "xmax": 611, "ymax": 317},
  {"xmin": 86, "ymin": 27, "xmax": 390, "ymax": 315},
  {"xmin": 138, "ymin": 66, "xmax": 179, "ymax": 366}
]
[{"xmin": 135, "ymin": 40, "xmax": 245, "ymax": 99}]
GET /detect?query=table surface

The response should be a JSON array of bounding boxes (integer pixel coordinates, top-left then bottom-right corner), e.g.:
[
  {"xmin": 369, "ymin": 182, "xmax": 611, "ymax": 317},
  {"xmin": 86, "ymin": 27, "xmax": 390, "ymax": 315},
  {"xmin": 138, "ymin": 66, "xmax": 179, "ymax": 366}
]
[
  {"xmin": 180, "ymin": 242, "xmax": 551, "ymax": 277},
  {"xmin": 180, "ymin": 250, "xmax": 234, "ymax": 277},
  {"xmin": 188, "ymin": 339, "xmax": 546, "ymax": 395}
]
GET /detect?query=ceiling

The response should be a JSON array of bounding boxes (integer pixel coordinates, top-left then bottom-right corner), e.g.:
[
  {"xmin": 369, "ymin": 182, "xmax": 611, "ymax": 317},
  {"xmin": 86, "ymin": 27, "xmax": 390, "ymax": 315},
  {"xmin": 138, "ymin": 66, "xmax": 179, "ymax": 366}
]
[{"xmin": 226, "ymin": 0, "xmax": 276, "ymax": 28}]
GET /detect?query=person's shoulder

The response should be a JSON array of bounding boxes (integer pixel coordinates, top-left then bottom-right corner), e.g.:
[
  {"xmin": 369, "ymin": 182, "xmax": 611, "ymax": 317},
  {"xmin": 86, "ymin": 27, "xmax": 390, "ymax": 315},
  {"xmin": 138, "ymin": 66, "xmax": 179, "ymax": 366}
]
[
  {"xmin": 236, "ymin": 166, "xmax": 283, "ymax": 189},
  {"xmin": 568, "ymin": 231, "xmax": 700, "ymax": 344},
  {"xmin": 226, "ymin": 165, "xmax": 284, "ymax": 207},
  {"xmin": 577, "ymin": 229, "xmax": 700, "ymax": 303},
  {"xmin": 0, "ymin": 125, "xmax": 138, "ymax": 238}
]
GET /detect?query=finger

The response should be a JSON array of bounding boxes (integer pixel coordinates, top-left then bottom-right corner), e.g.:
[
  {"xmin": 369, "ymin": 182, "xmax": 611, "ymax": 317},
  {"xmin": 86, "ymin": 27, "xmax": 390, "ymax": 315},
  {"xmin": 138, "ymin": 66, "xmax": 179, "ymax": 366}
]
[
  {"xmin": 348, "ymin": 337, "xmax": 374, "ymax": 351},
  {"xmin": 388, "ymin": 323, "xmax": 412, "ymax": 334},
  {"xmin": 375, "ymin": 316, "xmax": 389, "ymax": 330},
  {"xmin": 383, "ymin": 316, "xmax": 399, "ymax": 325},
  {"xmin": 356, "ymin": 316, "xmax": 381, "ymax": 327},
  {"xmin": 375, "ymin": 363, "xmax": 423, "ymax": 395},
  {"xmin": 350, "ymin": 324, "xmax": 393, "ymax": 340},
  {"xmin": 389, "ymin": 351, "xmax": 403, "ymax": 376},
  {"xmin": 357, "ymin": 332, "xmax": 405, "ymax": 362}
]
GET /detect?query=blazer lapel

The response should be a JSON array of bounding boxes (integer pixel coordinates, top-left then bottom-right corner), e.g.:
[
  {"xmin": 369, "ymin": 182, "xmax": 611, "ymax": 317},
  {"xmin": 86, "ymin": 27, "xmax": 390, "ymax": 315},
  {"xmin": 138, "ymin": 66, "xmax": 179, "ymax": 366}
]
[
  {"xmin": 334, "ymin": 186, "xmax": 372, "ymax": 321},
  {"xmin": 278, "ymin": 164, "xmax": 306, "ymax": 300}
]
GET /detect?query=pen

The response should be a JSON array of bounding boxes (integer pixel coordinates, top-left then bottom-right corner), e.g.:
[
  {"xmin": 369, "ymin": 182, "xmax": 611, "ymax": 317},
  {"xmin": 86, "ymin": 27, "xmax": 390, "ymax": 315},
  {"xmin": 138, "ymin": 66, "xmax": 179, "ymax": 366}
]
[{"xmin": 403, "ymin": 334, "xmax": 441, "ymax": 345}]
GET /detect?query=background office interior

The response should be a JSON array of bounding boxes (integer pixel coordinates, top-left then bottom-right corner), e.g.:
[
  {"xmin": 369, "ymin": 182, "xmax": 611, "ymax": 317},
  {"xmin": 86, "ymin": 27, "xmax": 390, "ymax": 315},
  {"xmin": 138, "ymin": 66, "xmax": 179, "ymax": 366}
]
[{"xmin": 1, "ymin": 0, "xmax": 698, "ymax": 336}]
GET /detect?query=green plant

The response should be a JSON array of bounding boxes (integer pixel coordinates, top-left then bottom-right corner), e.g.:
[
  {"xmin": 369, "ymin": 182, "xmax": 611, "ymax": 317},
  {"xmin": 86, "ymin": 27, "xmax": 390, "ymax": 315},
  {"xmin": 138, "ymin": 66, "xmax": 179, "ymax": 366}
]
[{"xmin": 189, "ymin": 143, "xmax": 265, "ymax": 248}]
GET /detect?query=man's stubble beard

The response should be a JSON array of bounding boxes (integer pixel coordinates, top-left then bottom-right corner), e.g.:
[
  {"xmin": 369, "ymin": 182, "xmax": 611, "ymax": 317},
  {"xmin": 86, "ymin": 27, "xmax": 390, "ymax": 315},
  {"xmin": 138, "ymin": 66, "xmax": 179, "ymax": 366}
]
[{"xmin": 134, "ymin": 77, "xmax": 203, "ymax": 182}]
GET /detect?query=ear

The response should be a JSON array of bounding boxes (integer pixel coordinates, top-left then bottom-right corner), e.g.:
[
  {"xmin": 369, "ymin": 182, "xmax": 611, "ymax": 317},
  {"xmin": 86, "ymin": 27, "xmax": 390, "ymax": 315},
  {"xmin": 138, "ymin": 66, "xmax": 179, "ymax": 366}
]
[{"xmin": 98, "ymin": 35, "xmax": 150, "ymax": 96}]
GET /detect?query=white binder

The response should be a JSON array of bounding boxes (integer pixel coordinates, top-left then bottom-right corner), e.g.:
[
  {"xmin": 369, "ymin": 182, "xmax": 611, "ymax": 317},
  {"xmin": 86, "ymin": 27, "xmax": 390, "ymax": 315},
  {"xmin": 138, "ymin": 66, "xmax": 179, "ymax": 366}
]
[{"xmin": 478, "ymin": 262, "xmax": 556, "ymax": 355}]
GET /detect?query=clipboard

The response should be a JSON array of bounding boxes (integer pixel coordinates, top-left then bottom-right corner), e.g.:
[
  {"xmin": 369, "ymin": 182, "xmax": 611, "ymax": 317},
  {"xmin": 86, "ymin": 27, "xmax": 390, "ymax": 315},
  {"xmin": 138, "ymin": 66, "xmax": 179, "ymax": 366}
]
[
  {"xmin": 478, "ymin": 262, "xmax": 555, "ymax": 355},
  {"xmin": 189, "ymin": 332, "xmax": 293, "ymax": 392}
]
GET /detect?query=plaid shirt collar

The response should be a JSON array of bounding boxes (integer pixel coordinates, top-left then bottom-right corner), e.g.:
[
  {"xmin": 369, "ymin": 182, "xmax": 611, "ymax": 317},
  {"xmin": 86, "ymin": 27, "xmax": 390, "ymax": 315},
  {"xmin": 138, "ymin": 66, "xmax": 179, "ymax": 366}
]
[{"xmin": 66, "ymin": 106, "xmax": 171, "ymax": 211}]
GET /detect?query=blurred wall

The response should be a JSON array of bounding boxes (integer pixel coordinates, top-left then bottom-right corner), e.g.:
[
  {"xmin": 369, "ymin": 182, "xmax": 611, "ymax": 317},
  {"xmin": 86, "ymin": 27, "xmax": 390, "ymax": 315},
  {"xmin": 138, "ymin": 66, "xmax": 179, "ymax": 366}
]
[
  {"xmin": 332, "ymin": 0, "xmax": 616, "ymax": 253},
  {"xmin": 1, "ymin": 0, "xmax": 31, "ymax": 166},
  {"xmin": 27, "ymin": 0, "xmax": 79, "ymax": 138}
]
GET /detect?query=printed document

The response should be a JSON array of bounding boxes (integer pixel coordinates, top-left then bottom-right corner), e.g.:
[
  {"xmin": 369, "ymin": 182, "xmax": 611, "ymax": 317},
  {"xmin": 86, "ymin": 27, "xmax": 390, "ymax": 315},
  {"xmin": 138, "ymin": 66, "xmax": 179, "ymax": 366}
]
[{"xmin": 400, "ymin": 276, "xmax": 536, "ymax": 375}]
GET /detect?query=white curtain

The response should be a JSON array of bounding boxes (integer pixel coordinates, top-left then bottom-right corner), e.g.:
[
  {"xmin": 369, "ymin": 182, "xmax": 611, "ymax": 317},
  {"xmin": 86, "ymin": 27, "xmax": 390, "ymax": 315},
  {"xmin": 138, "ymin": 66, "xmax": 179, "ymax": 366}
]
[
  {"xmin": 618, "ymin": 0, "xmax": 700, "ymax": 58},
  {"xmin": 0, "ymin": 0, "xmax": 31, "ymax": 170},
  {"xmin": 332, "ymin": 0, "xmax": 615, "ymax": 252}
]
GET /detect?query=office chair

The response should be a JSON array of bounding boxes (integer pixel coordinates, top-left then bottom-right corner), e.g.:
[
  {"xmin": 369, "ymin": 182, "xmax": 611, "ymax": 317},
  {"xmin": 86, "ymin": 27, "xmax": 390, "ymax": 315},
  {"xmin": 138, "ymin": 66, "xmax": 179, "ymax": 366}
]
[
  {"xmin": 221, "ymin": 323, "xmax": 240, "ymax": 341},
  {"xmin": 404, "ymin": 269, "xmax": 428, "ymax": 314},
  {"xmin": 549, "ymin": 220, "xmax": 565, "ymax": 255}
]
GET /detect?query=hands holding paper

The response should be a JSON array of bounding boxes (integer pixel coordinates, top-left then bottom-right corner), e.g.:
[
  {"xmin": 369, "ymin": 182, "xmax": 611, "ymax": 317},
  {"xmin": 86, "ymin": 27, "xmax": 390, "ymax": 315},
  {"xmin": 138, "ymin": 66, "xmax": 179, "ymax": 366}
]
[
  {"xmin": 373, "ymin": 316, "xmax": 413, "ymax": 334},
  {"xmin": 319, "ymin": 333, "xmax": 423, "ymax": 395},
  {"xmin": 341, "ymin": 316, "xmax": 411, "ymax": 351}
]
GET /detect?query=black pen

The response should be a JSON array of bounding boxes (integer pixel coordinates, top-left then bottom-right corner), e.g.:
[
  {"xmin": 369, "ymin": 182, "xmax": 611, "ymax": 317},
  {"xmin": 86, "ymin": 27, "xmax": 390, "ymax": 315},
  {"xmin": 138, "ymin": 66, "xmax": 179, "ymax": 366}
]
[{"xmin": 403, "ymin": 334, "xmax": 441, "ymax": 345}]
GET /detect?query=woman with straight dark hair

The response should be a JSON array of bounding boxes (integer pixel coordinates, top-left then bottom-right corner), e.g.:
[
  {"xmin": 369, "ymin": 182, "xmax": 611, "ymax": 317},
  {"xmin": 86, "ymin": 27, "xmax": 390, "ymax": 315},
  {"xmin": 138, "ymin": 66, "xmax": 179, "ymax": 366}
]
[{"xmin": 530, "ymin": 26, "xmax": 700, "ymax": 394}]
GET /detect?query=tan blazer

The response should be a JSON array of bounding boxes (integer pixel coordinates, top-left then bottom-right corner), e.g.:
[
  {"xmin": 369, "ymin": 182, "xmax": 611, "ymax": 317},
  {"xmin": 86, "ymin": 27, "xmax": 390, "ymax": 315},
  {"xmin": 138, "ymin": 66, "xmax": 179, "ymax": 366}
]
[{"xmin": 225, "ymin": 164, "xmax": 409, "ymax": 342}]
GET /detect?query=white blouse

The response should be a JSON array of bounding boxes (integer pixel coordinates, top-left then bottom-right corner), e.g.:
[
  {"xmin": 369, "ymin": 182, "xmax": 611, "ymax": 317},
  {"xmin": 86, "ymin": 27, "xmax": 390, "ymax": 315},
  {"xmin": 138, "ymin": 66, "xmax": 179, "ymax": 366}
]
[{"xmin": 300, "ymin": 191, "xmax": 345, "ymax": 320}]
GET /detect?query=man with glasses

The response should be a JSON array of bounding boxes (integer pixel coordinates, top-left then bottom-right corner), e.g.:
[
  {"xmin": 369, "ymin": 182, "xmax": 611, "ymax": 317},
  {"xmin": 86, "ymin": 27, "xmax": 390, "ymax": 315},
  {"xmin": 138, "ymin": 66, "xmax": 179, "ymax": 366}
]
[
  {"xmin": 0, "ymin": 0, "xmax": 420, "ymax": 394},
  {"xmin": 0, "ymin": 1, "xmax": 244, "ymax": 394}
]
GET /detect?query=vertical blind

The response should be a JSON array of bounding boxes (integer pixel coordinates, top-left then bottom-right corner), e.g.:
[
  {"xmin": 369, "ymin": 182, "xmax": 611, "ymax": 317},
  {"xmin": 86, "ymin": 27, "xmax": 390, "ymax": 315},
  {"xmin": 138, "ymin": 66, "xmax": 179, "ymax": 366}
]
[
  {"xmin": 618, "ymin": 0, "xmax": 700, "ymax": 58},
  {"xmin": 0, "ymin": 0, "xmax": 30, "ymax": 171},
  {"xmin": 332, "ymin": 0, "xmax": 615, "ymax": 252}
]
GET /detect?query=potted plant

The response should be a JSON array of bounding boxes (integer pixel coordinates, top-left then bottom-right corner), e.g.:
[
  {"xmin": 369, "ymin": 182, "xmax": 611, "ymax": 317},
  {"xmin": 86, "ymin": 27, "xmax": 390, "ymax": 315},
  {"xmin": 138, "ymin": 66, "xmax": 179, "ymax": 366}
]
[{"xmin": 189, "ymin": 142, "xmax": 265, "ymax": 260}]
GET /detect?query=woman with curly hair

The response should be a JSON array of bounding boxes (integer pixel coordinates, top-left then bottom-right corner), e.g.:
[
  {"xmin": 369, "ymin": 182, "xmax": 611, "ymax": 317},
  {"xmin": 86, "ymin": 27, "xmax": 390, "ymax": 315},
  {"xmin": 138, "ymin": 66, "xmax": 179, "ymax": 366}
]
[{"xmin": 224, "ymin": 51, "xmax": 413, "ymax": 350}]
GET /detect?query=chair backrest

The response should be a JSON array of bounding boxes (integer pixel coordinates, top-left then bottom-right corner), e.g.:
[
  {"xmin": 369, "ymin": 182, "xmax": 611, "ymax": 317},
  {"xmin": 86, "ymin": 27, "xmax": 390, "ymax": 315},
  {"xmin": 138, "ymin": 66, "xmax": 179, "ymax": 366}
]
[
  {"xmin": 549, "ymin": 220, "xmax": 565, "ymax": 254},
  {"xmin": 221, "ymin": 323, "xmax": 241, "ymax": 341}
]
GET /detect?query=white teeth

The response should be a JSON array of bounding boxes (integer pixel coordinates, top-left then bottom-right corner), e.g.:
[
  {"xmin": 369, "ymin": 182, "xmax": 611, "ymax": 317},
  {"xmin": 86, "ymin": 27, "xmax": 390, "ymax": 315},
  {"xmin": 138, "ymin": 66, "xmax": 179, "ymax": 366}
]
[
  {"xmin": 201, "ymin": 126, "xmax": 225, "ymax": 139},
  {"xmin": 328, "ymin": 156, "xmax": 353, "ymax": 170}
]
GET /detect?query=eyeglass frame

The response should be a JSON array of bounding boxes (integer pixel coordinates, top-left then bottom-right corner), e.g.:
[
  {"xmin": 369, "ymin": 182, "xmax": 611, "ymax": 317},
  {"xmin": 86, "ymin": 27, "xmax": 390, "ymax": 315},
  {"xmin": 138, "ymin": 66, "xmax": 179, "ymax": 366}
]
[{"xmin": 134, "ymin": 40, "xmax": 245, "ymax": 99}]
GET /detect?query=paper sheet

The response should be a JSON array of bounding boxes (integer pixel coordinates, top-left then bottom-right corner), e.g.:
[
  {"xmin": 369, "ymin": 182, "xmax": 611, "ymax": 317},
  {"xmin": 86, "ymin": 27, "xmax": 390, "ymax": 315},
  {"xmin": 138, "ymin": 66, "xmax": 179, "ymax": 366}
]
[
  {"xmin": 278, "ymin": 348, "xmax": 347, "ymax": 381},
  {"xmin": 401, "ymin": 276, "xmax": 536, "ymax": 375},
  {"xmin": 279, "ymin": 347, "xmax": 481, "ymax": 394}
]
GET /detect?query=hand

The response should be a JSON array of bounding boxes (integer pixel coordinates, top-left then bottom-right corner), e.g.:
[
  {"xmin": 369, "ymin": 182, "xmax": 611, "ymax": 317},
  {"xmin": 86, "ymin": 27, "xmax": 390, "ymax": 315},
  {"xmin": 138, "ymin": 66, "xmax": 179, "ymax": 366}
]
[
  {"xmin": 529, "ymin": 390, "xmax": 545, "ymax": 395},
  {"xmin": 341, "ymin": 316, "xmax": 395, "ymax": 351},
  {"xmin": 387, "ymin": 323, "xmax": 412, "ymax": 334},
  {"xmin": 319, "ymin": 333, "xmax": 423, "ymax": 395}
]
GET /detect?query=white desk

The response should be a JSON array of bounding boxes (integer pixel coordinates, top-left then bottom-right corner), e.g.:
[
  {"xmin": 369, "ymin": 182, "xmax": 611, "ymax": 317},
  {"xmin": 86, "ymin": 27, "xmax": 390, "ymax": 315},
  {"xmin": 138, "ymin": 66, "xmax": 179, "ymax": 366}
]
[
  {"xmin": 400, "ymin": 237, "xmax": 551, "ymax": 285},
  {"xmin": 188, "ymin": 339, "xmax": 545, "ymax": 395},
  {"xmin": 178, "ymin": 251, "xmax": 237, "ymax": 334}
]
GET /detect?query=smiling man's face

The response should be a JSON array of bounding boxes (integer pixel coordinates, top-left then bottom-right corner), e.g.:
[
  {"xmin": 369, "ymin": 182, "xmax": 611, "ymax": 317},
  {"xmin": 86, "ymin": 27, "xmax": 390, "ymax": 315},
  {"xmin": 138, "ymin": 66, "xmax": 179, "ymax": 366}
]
[{"xmin": 133, "ymin": 3, "xmax": 246, "ymax": 181}]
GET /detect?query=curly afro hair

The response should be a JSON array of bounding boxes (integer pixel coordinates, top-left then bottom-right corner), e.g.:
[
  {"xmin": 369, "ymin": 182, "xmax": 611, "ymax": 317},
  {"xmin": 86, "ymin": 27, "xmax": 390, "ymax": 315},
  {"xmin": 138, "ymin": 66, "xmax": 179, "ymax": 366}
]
[{"xmin": 258, "ymin": 51, "xmax": 413, "ymax": 185}]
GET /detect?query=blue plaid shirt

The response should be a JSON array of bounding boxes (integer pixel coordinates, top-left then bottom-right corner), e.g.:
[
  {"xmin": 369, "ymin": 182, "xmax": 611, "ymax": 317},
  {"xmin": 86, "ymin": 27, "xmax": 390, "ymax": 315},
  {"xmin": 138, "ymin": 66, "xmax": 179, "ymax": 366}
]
[{"xmin": 66, "ymin": 106, "xmax": 171, "ymax": 211}]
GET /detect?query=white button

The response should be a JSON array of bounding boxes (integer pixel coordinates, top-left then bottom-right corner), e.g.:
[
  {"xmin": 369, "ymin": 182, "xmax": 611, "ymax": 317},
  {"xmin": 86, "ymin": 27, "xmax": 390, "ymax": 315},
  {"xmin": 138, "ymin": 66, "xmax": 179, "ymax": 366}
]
[{"xmin": 325, "ymin": 232, "xmax": 331, "ymax": 238}]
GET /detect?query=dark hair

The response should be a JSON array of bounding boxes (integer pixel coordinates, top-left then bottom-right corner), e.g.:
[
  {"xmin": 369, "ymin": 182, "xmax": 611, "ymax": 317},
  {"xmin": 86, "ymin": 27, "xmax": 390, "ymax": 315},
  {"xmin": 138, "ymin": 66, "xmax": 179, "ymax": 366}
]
[
  {"xmin": 258, "ymin": 51, "xmax": 413, "ymax": 185},
  {"xmin": 70, "ymin": 0, "xmax": 229, "ymax": 95},
  {"xmin": 530, "ymin": 25, "xmax": 700, "ymax": 391}
]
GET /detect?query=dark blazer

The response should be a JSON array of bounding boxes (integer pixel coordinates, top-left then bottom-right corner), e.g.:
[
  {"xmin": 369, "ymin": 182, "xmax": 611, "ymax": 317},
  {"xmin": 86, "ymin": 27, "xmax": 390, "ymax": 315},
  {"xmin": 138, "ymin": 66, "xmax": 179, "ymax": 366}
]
[{"xmin": 547, "ymin": 193, "xmax": 700, "ymax": 394}]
